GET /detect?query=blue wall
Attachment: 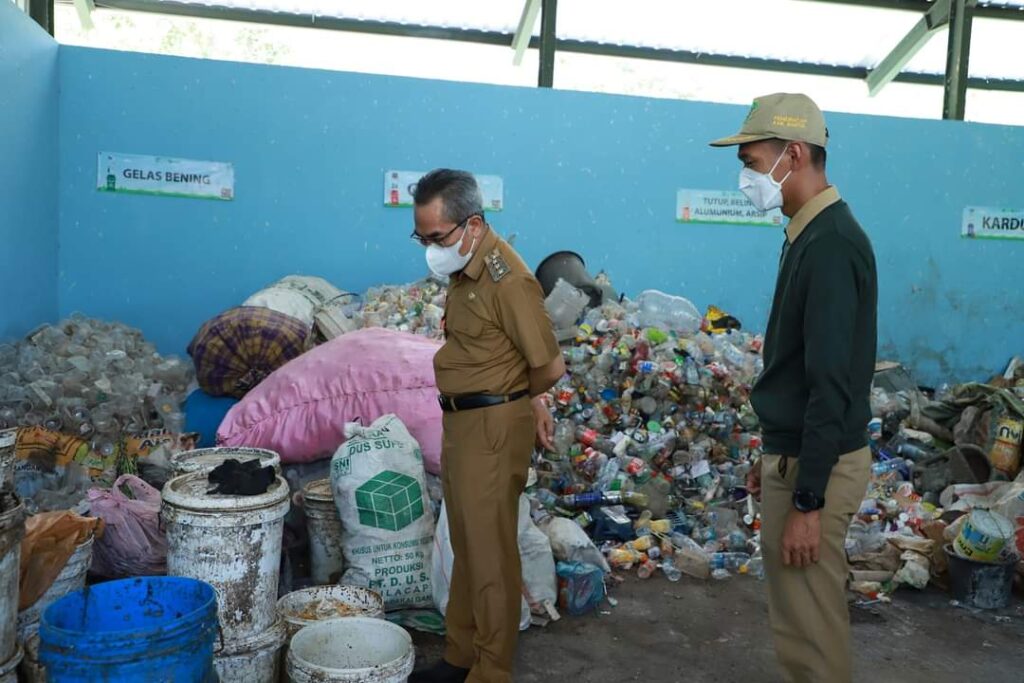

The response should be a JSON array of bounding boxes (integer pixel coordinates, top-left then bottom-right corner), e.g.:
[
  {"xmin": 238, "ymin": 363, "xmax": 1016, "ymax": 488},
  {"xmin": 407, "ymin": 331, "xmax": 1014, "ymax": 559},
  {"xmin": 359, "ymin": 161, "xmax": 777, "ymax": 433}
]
[
  {"xmin": 57, "ymin": 47, "xmax": 1024, "ymax": 386},
  {"xmin": 0, "ymin": 3, "xmax": 59, "ymax": 340}
]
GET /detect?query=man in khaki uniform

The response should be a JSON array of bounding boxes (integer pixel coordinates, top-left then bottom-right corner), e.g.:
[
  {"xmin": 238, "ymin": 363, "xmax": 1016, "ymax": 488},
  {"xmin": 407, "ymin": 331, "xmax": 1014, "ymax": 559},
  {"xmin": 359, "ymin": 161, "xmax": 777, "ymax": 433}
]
[
  {"xmin": 710, "ymin": 95, "xmax": 877, "ymax": 682},
  {"xmin": 409, "ymin": 169, "xmax": 564, "ymax": 683}
]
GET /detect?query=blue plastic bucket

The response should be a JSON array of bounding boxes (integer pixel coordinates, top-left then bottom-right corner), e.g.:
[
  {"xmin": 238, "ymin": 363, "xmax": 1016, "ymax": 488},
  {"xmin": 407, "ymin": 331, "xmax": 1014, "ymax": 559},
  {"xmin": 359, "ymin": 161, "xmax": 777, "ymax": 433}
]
[{"xmin": 38, "ymin": 576, "xmax": 218, "ymax": 683}]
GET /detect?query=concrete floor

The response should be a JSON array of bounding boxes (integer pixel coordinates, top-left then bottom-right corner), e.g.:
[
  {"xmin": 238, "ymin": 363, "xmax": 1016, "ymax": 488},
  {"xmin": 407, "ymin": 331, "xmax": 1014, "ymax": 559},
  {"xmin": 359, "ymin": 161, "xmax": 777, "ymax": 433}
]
[{"xmin": 412, "ymin": 575, "xmax": 1024, "ymax": 682}]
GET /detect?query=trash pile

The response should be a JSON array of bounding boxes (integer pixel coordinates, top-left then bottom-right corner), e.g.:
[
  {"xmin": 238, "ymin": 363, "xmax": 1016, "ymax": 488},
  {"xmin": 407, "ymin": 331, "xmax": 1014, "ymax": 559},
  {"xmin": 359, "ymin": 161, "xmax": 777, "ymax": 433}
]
[
  {"xmin": 0, "ymin": 316, "xmax": 195, "ymax": 511},
  {"xmin": 845, "ymin": 362, "xmax": 1024, "ymax": 607}
]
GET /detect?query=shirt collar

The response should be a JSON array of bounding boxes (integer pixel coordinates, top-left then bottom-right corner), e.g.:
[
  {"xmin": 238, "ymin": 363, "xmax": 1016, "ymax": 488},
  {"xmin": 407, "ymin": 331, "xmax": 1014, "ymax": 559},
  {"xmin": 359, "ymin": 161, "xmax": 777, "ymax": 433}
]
[
  {"xmin": 785, "ymin": 186, "xmax": 841, "ymax": 244},
  {"xmin": 458, "ymin": 226, "xmax": 499, "ymax": 281}
]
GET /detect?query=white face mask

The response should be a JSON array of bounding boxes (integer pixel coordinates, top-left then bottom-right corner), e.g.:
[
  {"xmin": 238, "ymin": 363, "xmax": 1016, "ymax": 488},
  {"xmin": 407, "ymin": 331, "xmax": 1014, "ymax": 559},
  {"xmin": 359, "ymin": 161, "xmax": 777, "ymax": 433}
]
[
  {"xmin": 425, "ymin": 227, "xmax": 477, "ymax": 278},
  {"xmin": 739, "ymin": 146, "xmax": 792, "ymax": 212}
]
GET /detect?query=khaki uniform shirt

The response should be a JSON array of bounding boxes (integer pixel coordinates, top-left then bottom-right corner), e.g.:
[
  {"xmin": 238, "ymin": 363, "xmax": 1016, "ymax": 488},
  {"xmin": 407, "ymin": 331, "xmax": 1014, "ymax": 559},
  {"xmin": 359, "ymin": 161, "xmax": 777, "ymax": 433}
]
[{"xmin": 434, "ymin": 228, "xmax": 559, "ymax": 396}]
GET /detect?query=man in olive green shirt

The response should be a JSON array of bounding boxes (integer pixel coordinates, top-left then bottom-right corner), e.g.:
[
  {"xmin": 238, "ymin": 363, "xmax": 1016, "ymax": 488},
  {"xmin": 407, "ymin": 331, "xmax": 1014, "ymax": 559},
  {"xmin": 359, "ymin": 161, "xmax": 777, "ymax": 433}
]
[{"xmin": 711, "ymin": 94, "xmax": 877, "ymax": 683}]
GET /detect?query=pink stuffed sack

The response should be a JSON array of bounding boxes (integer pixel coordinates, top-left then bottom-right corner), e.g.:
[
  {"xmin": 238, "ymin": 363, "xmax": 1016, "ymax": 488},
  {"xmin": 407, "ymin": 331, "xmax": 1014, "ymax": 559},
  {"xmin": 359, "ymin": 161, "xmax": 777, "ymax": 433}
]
[
  {"xmin": 87, "ymin": 475, "xmax": 167, "ymax": 578},
  {"xmin": 216, "ymin": 328, "xmax": 443, "ymax": 474}
]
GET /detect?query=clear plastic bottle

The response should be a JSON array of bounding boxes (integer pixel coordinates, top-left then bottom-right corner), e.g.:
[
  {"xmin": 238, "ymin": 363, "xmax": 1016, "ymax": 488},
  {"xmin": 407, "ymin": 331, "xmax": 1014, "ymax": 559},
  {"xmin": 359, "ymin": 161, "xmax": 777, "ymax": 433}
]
[
  {"xmin": 575, "ymin": 427, "xmax": 617, "ymax": 456},
  {"xmin": 710, "ymin": 552, "xmax": 751, "ymax": 572},
  {"xmin": 661, "ymin": 557, "xmax": 683, "ymax": 582},
  {"xmin": 635, "ymin": 290, "xmax": 701, "ymax": 334}
]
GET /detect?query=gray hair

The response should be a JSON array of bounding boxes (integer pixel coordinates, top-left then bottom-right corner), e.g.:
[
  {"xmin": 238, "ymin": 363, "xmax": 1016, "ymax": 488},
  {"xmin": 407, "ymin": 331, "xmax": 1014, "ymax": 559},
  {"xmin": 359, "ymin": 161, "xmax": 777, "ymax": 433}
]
[{"xmin": 412, "ymin": 168, "xmax": 483, "ymax": 223}]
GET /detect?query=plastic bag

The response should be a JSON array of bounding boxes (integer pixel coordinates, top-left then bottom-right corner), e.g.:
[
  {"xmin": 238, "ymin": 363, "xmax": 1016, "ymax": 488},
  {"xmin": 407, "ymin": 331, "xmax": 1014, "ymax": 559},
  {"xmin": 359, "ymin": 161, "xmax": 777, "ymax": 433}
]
[
  {"xmin": 517, "ymin": 495, "xmax": 558, "ymax": 614},
  {"xmin": 538, "ymin": 516, "xmax": 610, "ymax": 573},
  {"xmin": 19, "ymin": 511, "xmax": 102, "ymax": 610},
  {"xmin": 87, "ymin": 475, "xmax": 166, "ymax": 577}
]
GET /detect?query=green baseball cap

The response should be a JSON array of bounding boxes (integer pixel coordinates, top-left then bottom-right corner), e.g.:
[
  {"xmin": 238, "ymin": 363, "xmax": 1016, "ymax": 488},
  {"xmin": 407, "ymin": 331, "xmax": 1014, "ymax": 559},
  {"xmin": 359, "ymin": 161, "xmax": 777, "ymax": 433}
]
[{"xmin": 710, "ymin": 93, "xmax": 829, "ymax": 148}]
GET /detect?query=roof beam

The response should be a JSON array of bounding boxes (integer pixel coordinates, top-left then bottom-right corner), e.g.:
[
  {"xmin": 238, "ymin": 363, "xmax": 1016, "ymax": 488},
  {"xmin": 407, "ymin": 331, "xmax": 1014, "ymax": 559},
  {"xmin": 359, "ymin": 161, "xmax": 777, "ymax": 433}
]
[
  {"xmin": 538, "ymin": 0, "xmax": 558, "ymax": 87},
  {"xmin": 511, "ymin": 0, "xmax": 542, "ymax": 66},
  {"xmin": 943, "ymin": 0, "xmax": 975, "ymax": 118},
  {"xmin": 800, "ymin": 0, "xmax": 1024, "ymax": 21},
  {"xmin": 867, "ymin": 0, "xmax": 952, "ymax": 96}
]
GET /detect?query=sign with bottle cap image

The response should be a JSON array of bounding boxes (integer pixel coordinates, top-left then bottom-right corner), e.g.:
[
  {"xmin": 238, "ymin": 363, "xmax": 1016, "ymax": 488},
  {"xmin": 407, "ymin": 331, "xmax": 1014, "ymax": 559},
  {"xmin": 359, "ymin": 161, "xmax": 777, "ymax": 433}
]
[
  {"xmin": 97, "ymin": 152, "xmax": 234, "ymax": 200},
  {"xmin": 676, "ymin": 189, "xmax": 783, "ymax": 227},
  {"xmin": 384, "ymin": 170, "xmax": 503, "ymax": 211},
  {"xmin": 962, "ymin": 206, "xmax": 1024, "ymax": 240}
]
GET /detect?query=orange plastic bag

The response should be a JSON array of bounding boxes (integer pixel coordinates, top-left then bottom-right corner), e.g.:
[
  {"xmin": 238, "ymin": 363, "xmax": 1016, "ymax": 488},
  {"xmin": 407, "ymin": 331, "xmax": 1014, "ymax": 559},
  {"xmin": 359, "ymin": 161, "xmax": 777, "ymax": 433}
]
[{"xmin": 19, "ymin": 510, "xmax": 102, "ymax": 610}]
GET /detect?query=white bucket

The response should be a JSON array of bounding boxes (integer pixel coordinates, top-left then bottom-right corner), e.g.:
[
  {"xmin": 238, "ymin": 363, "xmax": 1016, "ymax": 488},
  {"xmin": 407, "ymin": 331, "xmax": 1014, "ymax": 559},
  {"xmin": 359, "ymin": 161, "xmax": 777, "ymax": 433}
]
[
  {"xmin": 0, "ymin": 497, "xmax": 25, "ymax": 665},
  {"xmin": 0, "ymin": 644, "xmax": 22, "ymax": 683},
  {"xmin": 17, "ymin": 536, "xmax": 94, "ymax": 643},
  {"xmin": 170, "ymin": 447, "xmax": 281, "ymax": 477},
  {"xmin": 162, "ymin": 471, "xmax": 291, "ymax": 643},
  {"xmin": 214, "ymin": 618, "xmax": 287, "ymax": 683},
  {"xmin": 277, "ymin": 585, "xmax": 385, "ymax": 640},
  {"xmin": 18, "ymin": 634, "xmax": 42, "ymax": 683},
  {"xmin": 286, "ymin": 618, "xmax": 415, "ymax": 683},
  {"xmin": 303, "ymin": 478, "xmax": 345, "ymax": 585}
]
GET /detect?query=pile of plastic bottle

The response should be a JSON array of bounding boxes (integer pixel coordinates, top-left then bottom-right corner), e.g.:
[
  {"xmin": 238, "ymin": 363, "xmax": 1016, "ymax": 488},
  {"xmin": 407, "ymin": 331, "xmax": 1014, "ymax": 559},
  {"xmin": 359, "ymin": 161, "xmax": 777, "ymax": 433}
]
[
  {"xmin": 0, "ymin": 315, "xmax": 194, "ymax": 451},
  {"xmin": 352, "ymin": 278, "xmax": 446, "ymax": 339},
  {"xmin": 529, "ymin": 287, "xmax": 769, "ymax": 583}
]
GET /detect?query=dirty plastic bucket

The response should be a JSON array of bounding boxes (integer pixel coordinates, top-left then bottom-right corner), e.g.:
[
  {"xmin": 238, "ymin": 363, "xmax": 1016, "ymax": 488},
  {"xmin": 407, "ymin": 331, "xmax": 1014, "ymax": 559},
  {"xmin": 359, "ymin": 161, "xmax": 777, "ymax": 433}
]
[
  {"xmin": 170, "ymin": 446, "xmax": 281, "ymax": 477},
  {"xmin": 17, "ymin": 535, "xmax": 94, "ymax": 643},
  {"xmin": 38, "ymin": 576, "xmax": 218, "ymax": 682},
  {"xmin": 945, "ymin": 544, "xmax": 1018, "ymax": 610},
  {"xmin": 214, "ymin": 618, "xmax": 287, "ymax": 683},
  {"xmin": 0, "ymin": 495, "xmax": 25, "ymax": 665},
  {"xmin": 953, "ymin": 509, "xmax": 1014, "ymax": 562},
  {"xmin": 162, "ymin": 470, "xmax": 291, "ymax": 643},
  {"xmin": 277, "ymin": 585, "xmax": 385, "ymax": 640},
  {"xmin": 0, "ymin": 644, "xmax": 22, "ymax": 683},
  {"xmin": 286, "ymin": 618, "xmax": 415, "ymax": 683},
  {"xmin": 303, "ymin": 478, "xmax": 345, "ymax": 585}
]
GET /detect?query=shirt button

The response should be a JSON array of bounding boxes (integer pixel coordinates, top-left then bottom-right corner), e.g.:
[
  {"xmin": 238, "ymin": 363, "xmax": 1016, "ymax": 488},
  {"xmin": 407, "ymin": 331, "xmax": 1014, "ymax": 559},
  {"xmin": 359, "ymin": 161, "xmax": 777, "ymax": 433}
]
[{"xmin": 468, "ymin": 292, "xmax": 476, "ymax": 300}]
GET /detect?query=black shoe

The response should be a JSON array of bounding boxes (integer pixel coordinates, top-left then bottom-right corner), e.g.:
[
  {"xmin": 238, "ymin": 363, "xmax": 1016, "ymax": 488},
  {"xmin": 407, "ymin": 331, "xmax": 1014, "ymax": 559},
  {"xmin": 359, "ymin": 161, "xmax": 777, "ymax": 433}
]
[{"xmin": 408, "ymin": 660, "xmax": 470, "ymax": 683}]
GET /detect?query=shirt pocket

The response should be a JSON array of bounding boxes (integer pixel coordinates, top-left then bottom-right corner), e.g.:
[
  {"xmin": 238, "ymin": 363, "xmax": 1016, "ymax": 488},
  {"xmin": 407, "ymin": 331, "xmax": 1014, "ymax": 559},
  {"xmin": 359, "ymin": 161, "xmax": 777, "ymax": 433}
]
[{"xmin": 446, "ymin": 300, "xmax": 491, "ymax": 339}]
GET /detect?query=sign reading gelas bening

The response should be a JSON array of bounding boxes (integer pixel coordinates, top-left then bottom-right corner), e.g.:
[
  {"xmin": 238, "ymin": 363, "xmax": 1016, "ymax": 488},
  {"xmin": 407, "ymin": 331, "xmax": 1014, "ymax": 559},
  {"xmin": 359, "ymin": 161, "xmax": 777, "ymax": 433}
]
[
  {"xmin": 962, "ymin": 206, "xmax": 1024, "ymax": 240},
  {"xmin": 97, "ymin": 152, "xmax": 234, "ymax": 200},
  {"xmin": 676, "ymin": 189, "xmax": 784, "ymax": 227}
]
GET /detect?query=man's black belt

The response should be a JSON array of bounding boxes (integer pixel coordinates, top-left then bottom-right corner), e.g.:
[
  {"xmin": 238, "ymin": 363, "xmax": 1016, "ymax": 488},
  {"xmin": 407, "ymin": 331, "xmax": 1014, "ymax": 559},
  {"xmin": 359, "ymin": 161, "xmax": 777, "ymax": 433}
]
[{"xmin": 438, "ymin": 389, "xmax": 529, "ymax": 413}]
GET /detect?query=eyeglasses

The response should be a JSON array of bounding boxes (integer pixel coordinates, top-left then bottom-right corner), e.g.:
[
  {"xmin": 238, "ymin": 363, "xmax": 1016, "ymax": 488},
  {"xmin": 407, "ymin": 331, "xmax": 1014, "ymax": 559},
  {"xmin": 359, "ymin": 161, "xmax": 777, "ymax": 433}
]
[{"xmin": 410, "ymin": 213, "xmax": 483, "ymax": 247}]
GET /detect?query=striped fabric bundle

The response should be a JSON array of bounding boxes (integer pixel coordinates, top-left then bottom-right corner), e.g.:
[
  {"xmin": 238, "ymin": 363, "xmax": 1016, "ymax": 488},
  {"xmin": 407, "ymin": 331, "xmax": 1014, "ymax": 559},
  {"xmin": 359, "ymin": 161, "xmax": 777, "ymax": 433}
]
[{"xmin": 188, "ymin": 306, "xmax": 309, "ymax": 399}]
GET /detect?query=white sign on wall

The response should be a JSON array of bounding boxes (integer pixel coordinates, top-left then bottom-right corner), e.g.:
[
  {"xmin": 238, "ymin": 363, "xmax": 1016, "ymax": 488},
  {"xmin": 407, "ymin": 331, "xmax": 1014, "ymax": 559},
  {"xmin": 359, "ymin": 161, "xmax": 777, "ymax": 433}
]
[
  {"xmin": 962, "ymin": 206, "xmax": 1024, "ymax": 240},
  {"xmin": 384, "ymin": 170, "xmax": 503, "ymax": 212},
  {"xmin": 676, "ymin": 189, "xmax": 783, "ymax": 227},
  {"xmin": 97, "ymin": 152, "xmax": 234, "ymax": 200}
]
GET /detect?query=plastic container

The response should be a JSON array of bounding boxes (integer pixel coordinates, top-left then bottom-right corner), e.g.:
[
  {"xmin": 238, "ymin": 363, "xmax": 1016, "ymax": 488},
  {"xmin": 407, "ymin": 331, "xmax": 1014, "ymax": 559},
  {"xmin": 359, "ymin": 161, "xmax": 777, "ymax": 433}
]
[
  {"xmin": 170, "ymin": 446, "xmax": 281, "ymax": 477},
  {"xmin": 286, "ymin": 618, "xmax": 415, "ymax": 683},
  {"xmin": 38, "ymin": 577, "xmax": 218, "ymax": 683},
  {"xmin": 277, "ymin": 585, "xmax": 385, "ymax": 640},
  {"xmin": 953, "ymin": 509, "xmax": 1014, "ymax": 563},
  {"xmin": 945, "ymin": 545, "xmax": 1018, "ymax": 610},
  {"xmin": 162, "ymin": 471, "xmax": 291, "ymax": 644},
  {"xmin": 0, "ymin": 644, "xmax": 22, "ymax": 683},
  {"xmin": 302, "ymin": 479, "xmax": 345, "ymax": 585},
  {"xmin": 635, "ymin": 290, "xmax": 700, "ymax": 334},
  {"xmin": 0, "ymin": 496, "xmax": 25, "ymax": 664},
  {"xmin": 17, "ymin": 536, "xmax": 94, "ymax": 643},
  {"xmin": 214, "ymin": 618, "xmax": 287, "ymax": 683}
]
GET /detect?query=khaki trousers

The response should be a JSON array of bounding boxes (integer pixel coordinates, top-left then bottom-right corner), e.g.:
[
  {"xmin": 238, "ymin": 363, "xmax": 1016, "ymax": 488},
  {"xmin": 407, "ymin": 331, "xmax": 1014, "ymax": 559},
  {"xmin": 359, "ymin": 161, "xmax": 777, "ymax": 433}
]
[
  {"xmin": 441, "ymin": 398, "xmax": 534, "ymax": 683},
  {"xmin": 761, "ymin": 448, "xmax": 871, "ymax": 683}
]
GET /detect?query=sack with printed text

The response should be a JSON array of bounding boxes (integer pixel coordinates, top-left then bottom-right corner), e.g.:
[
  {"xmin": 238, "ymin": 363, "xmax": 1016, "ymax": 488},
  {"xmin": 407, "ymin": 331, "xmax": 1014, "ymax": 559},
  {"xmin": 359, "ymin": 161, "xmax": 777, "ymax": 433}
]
[{"xmin": 332, "ymin": 414, "xmax": 434, "ymax": 610}]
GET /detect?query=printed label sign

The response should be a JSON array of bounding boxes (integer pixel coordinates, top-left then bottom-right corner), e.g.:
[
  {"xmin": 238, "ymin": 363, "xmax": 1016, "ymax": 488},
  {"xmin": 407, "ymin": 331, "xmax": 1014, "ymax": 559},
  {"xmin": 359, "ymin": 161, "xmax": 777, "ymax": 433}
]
[
  {"xmin": 385, "ymin": 170, "xmax": 503, "ymax": 211},
  {"xmin": 676, "ymin": 189, "xmax": 783, "ymax": 227},
  {"xmin": 962, "ymin": 206, "xmax": 1024, "ymax": 240},
  {"xmin": 97, "ymin": 152, "xmax": 234, "ymax": 200}
]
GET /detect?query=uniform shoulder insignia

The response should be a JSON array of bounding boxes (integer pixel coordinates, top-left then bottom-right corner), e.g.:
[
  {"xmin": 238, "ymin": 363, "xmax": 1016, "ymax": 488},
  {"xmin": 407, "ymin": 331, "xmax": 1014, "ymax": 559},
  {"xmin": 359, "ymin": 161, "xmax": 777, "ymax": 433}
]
[{"xmin": 485, "ymin": 248, "xmax": 511, "ymax": 282}]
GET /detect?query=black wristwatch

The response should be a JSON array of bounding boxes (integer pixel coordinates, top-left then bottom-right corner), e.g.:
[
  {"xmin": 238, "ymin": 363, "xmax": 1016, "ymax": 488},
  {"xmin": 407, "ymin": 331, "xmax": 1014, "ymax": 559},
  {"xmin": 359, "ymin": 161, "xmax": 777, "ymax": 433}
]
[{"xmin": 792, "ymin": 488, "xmax": 825, "ymax": 512}]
